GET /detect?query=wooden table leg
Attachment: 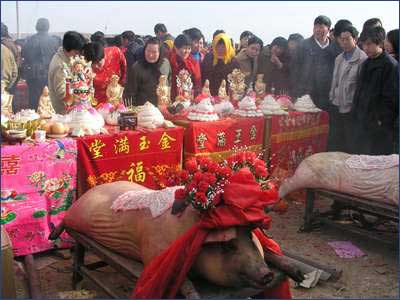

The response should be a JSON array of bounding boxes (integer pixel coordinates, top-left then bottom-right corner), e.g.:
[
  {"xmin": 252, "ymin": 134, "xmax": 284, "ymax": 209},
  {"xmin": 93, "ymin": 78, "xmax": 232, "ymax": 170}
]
[
  {"xmin": 302, "ymin": 189, "xmax": 316, "ymax": 232},
  {"xmin": 72, "ymin": 243, "xmax": 85, "ymax": 289},
  {"xmin": 24, "ymin": 254, "xmax": 41, "ymax": 299}
]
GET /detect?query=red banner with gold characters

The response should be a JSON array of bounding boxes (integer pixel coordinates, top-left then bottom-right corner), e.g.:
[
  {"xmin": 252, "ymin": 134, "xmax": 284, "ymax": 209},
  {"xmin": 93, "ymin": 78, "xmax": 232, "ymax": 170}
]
[
  {"xmin": 77, "ymin": 127, "xmax": 184, "ymax": 194},
  {"xmin": 268, "ymin": 111, "xmax": 329, "ymax": 178},
  {"xmin": 179, "ymin": 117, "xmax": 265, "ymax": 161}
]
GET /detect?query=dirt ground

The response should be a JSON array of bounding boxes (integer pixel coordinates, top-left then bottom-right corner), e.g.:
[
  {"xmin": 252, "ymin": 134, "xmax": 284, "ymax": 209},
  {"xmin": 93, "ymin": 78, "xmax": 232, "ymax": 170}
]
[{"xmin": 14, "ymin": 196, "xmax": 399, "ymax": 299}]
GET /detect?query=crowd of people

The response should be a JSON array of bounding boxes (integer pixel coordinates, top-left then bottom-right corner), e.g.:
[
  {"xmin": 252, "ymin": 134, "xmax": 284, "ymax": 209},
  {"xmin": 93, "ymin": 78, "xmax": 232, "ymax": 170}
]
[{"xmin": 1, "ymin": 15, "xmax": 398, "ymax": 155}]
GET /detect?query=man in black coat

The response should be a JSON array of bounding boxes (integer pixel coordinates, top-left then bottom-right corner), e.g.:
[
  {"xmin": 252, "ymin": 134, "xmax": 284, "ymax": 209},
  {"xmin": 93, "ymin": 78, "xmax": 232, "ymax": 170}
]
[
  {"xmin": 21, "ymin": 18, "xmax": 61, "ymax": 110},
  {"xmin": 292, "ymin": 15, "xmax": 336, "ymax": 110},
  {"xmin": 351, "ymin": 26, "xmax": 398, "ymax": 155}
]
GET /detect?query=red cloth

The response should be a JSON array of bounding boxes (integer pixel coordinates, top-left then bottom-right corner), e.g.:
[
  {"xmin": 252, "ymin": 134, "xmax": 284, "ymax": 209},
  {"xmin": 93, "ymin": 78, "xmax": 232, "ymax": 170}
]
[
  {"xmin": 76, "ymin": 127, "xmax": 184, "ymax": 195},
  {"xmin": 92, "ymin": 46, "xmax": 127, "ymax": 104},
  {"xmin": 179, "ymin": 116, "xmax": 265, "ymax": 162},
  {"xmin": 169, "ymin": 48, "xmax": 202, "ymax": 101},
  {"xmin": 269, "ymin": 111, "xmax": 329, "ymax": 177},
  {"xmin": 132, "ymin": 168, "xmax": 291, "ymax": 299}
]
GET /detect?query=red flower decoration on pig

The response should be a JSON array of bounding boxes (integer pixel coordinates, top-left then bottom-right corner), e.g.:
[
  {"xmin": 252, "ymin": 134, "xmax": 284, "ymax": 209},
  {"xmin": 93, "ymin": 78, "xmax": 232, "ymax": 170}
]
[{"xmin": 173, "ymin": 151, "xmax": 278, "ymax": 214}]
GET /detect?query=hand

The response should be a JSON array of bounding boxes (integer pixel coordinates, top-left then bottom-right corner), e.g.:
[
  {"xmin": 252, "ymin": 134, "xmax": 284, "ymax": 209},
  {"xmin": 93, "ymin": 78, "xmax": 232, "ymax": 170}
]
[{"xmin": 271, "ymin": 55, "xmax": 283, "ymax": 69}]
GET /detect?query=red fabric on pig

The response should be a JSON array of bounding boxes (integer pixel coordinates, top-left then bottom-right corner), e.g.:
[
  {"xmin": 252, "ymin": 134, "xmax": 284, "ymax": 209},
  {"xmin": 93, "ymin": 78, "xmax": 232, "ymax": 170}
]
[{"xmin": 132, "ymin": 168, "xmax": 291, "ymax": 299}]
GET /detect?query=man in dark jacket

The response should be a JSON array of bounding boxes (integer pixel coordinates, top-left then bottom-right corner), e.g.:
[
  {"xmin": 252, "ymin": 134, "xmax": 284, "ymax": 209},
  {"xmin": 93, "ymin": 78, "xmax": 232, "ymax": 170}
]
[
  {"xmin": 351, "ymin": 26, "xmax": 398, "ymax": 155},
  {"xmin": 21, "ymin": 18, "xmax": 61, "ymax": 109},
  {"xmin": 292, "ymin": 15, "xmax": 336, "ymax": 110}
]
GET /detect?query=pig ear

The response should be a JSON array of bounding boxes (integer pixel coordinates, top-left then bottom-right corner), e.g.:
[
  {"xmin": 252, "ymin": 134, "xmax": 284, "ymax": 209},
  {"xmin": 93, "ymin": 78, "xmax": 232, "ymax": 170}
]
[{"xmin": 204, "ymin": 227, "xmax": 237, "ymax": 243}]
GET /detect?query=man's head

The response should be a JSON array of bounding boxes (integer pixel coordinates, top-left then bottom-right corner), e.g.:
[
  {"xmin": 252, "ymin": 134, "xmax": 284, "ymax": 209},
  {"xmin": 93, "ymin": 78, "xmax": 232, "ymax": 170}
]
[
  {"xmin": 154, "ymin": 23, "xmax": 167, "ymax": 39},
  {"xmin": 339, "ymin": 25, "xmax": 359, "ymax": 52},
  {"xmin": 36, "ymin": 18, "xmax": 50, "ymax": 33},
  {"xmin": 333, "ymin": 19, "xmax": 352, "ymax": 39},
  {"xmin": 288, "ymin": 33, "xmax": 304, "ymax": 51},
  {"xmin": 63, "ymin": 31, "xmax": 87, "ymax": 57},
  {"xmin": 362, "ymin": 18, "xmax": 383, "ymax": 33},
  {"xmin": 359, "ymin": 26, "xmax": 385, "ymax": 58},
  {"xmin": 245, "ymin": 36, "xmax": 263, "ymax": 59},
  {"xmin": 174, "ymin": 34, "xmax": 192, "ymax": 60},
  {"xmin": 313, "ymin": 15, "xmax": 331, "ymax": 43},
  {"xmin": 270, "ymin": 36, "xmax": 288, "ymax": 57},
  {"xmin": 183, "ymin": 27, "xmax": 204, "ymax": 54},
  {"xmin": 121, "ymin": 30, "xmax": 135, "ymax": 47}
]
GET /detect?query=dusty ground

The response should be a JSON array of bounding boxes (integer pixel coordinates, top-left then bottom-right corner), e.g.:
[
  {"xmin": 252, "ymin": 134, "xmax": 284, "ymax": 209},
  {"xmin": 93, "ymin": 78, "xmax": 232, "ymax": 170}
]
[{"xmin": 14, "ymin": 196, "xmax": 398, "ymax": 299}]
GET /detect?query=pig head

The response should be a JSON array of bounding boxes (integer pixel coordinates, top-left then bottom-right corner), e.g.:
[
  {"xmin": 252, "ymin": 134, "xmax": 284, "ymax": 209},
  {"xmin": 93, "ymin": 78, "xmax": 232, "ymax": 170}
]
[
  {"xmin": 193, "ymin": 227, "xmax": 273, "ymax": 289},
  {"xmin": 62, "ymin": 181, "xmax": 274, "ymax": 289}
]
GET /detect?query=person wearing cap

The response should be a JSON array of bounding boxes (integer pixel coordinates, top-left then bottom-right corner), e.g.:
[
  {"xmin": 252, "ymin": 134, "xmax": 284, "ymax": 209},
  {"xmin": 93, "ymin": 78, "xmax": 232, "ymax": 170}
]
[
  {"xmin": 21, "ymin": 18, "xmax": 61, "ymax": 110},
  {"xmin": 292, "ymin": 15, "xmax": 336, "ymax": 110},
  {"xmin": 257, "ymin": 36, "xmax": 290, "ymax": 94},
  {"xmin": 200, "ymin": 32, "xmax": 239, "ymax": 96},
  {"xmin": 235, "ymin": 35, "xmax": 263, "ymax": 87}
]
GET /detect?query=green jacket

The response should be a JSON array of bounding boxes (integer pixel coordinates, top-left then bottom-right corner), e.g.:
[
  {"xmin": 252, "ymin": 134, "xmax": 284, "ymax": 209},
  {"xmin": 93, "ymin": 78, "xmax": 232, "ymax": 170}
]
[{"xmin": 1, "ymin": 44, "xmax": 18, "ymax": 90}]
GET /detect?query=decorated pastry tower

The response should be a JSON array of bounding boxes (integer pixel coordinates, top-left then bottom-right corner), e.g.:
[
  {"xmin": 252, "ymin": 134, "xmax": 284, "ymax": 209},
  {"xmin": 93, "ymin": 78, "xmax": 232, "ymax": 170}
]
[
  {"xmin": 63, "ymin": 55, "xmax": 104, "ymax": 136},
  {"xmin": 227, "ymin": 68, "xmax": 246, "ymax": 105},
  {"xmin": 233, "ymin": 89, "xmax": 263, "ymax": 117},
  {"xmin": 188, "ymin": 94, "xmax": 219, "ymax": 121},
  {"xmin": 37, "ymin": 86, "xmax": 56, "ymax": 118}
]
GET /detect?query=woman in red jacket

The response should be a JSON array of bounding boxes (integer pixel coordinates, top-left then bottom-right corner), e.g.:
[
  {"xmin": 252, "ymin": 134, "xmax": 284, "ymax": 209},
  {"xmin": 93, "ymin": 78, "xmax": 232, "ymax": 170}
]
[
  {"xmin": 168, "ymin": 34, "xmax": 201, "ymax": 101},
  {"xmin": 83, "ymin": 42, "xmax": 127, "ymax": 105}
]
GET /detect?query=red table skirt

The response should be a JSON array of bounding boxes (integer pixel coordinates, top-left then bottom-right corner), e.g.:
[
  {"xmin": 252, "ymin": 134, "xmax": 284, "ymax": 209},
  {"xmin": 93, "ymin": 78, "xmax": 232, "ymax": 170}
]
[{"xmin": 76, "ymin": 126, "xmax": 184, "ymax": 195}]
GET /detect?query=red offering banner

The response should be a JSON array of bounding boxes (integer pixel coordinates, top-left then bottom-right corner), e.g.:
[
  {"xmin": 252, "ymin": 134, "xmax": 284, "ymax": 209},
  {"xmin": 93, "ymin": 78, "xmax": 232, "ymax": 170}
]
[
  {"xmin": 268, "ymin": 111, "xmax": 329, "ymax": 177},
  {"xmin": 179, "ymin": 117, "xmax": 265, "ymax": 161},
  {"xmin": 77, "ymin": 127, "xmax": 184, "ymax": 194}
]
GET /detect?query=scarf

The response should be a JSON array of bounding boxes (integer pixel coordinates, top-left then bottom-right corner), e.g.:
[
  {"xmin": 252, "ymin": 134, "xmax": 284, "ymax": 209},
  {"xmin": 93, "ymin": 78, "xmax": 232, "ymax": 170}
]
[{"xmin": 212, "ymin": 33, "xmax": 236, "ymax": 66}]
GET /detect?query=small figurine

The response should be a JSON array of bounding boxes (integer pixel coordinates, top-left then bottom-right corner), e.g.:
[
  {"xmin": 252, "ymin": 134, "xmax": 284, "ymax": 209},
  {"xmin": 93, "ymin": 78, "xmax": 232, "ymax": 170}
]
[
  {"xmin": 254, "ymin": 74, "xmax": 266, "ymax": 104},
  {"xmin": 202, "ymin": 79, "xmax": 211, "ymax": 97},
  {"xmin": 156, "ymin": 74, "xmax": 171, "ymax": 106},
  {"xmin": 106, "ymin": 74, "xmax": 124, "ymax": 105},
  {"xmin": 217, "ymin": 79, "xmax": 229, "ymax": 101},
  {"xmin": 37, "ymin": 86, "xmax": 56, "ymax": 118},
  {"xmin": 1, "ymin": 80, "xmax": 13, "ymax": 116},
  {"xmin": 227, "ymin": 68, "xmax": 246, "ymax": 103}
]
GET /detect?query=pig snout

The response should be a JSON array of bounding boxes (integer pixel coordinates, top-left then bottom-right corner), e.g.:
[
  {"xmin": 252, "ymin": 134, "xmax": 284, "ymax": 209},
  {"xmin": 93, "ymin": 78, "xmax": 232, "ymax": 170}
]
[{"xmin": 241, "ymin": 265, "xmax": 274, "ymax": 288}]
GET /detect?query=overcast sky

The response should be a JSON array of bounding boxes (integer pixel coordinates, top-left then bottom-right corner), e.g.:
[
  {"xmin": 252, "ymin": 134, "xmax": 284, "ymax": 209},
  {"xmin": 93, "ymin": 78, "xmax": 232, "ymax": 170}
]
[{"xmin": 1, "ymin": 1, "xmax": 398, "ymax": 43}]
